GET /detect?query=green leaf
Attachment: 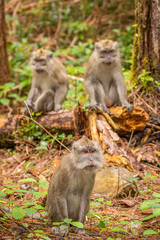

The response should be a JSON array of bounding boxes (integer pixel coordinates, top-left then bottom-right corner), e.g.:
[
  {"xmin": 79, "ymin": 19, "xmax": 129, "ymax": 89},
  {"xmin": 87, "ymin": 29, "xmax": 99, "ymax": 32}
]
[
  {"xmin": 26, "ymin": 202, "xmax": 36, "ymax": 206},
  {"xmin": 24, "ymin": 208, "xmax": 37, "ymax": 214},
  {"xmin": 22, "ymin": 223, "xmax": 28, "ymax": 227},
  {"xmin": 24, "ymin": 161, "xmax": 32, "ymax": 171},
  {"xmin": 4, "ymin": 184, "xmax": 17, "ymax": 189},
  {"xmin": 34, "ymin": 205, "xmax": 45, "ymax": 210},
  {"xmin": 71, "ymin": 222, "xmax": 84, "ymax": 228},
  {"xmin": 12, "ymin": 210, "xmax": 26, "ymax": 219},
  {"xmin": 153, "ymin": 192, "xmax": 160, "ymax": 198},
  {"xmin": 90, "ymin": 202, "xmax": 101, "ymax": 206},
  {"xmin": 4, "ymin": 82, "xmax": 15, "ymax": 88},
  {"xmin": 98, "ymin": 220, "xmax": 106, "ymax": 229},
  {"xmin": 153, "ymin": 208, "xmax": 160, "ymax": 217},
  {"xmin": 52, "ymin": 222, "xmax": 64, "ymax": 226},
  {"xmin": 60, "ymin": 225, "xmax": 68, "ymax": 230},
  {"xmin": 18, "ymin": 178, "xmax": 37, "ymax": 183},
  {"xmin": 32, "ymin": 192, "xmax": 45, "ymax": 199},
  {"xmin": 0, "ymin": 98, "xmax": 10, "ymax": 105},
  {"xmin": 64, "ymin": 218, "xmax": 72, "ymax": 224},
  {"xmin": 0, "ymin": 192, "xmax": 7, "ymax": 197},
  {"xmin": 37, "ymin": 181, "xmax": 49, "ymax": 189},
  {"xmin": 27, "ymin": 233, "xmax": 34, "ymax": 238},
  {"xmin": 96, "ymin": 198, "xmax": 104, "ymax": 202},
  {"xmin": 142, "ymin": 214, "xmax": 154, "ymax": 221},
  {"xmin": 19, "ymin": 80, "xmax": 30, "ymax": 90},
  {"xmin": 111, "ymin": 227, "xmax": 121, "ymax": 232},
  {"xmin": 143, "ymin": 229, "xmax": 157, "ymax": 235},
  {"xmin": 8, "ymin": 93, "xmax": 19, "ymax": 98}
]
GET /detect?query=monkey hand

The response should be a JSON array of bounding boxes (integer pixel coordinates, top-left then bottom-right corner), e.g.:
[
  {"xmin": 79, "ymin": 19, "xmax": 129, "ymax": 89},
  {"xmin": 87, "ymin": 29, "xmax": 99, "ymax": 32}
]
[
  {"xmin": 89, "ymin": 104, "xmax": 98, "ymax": 111},
  {"xmin": 99, "ymin": 103, "xmax": 110, "ymax": 114},
  {"xmin": 25, "ymin": 99, "xmax": 34, "ymax": 109},
  {"xmin": 52, "ymin": 226, "xmax": 68, "ymax": 236},
  {"xmin": 122, "ymin": 102, "xmax": 133, "ymax": 112}
]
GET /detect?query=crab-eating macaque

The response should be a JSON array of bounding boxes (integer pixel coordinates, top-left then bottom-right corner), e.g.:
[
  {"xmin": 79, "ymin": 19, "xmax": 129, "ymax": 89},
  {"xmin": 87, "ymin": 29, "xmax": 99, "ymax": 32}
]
[
  {"xmin": 84, "ymin": 39, "xmax": 133, "ymax": 114},
  {"xmin": 25, "ymin": 49, "xmax": 68, "ymax": 112},
  {"xmin": 46, "ymin": 136, "xmax": 104, "ymax": 236}
]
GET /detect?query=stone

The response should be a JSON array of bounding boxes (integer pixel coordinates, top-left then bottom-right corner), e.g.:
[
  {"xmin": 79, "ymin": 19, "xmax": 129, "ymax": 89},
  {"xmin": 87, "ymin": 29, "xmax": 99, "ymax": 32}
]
[{"xmin": 93, "ymin": 166, "xmax": 138, "ymax": 198}]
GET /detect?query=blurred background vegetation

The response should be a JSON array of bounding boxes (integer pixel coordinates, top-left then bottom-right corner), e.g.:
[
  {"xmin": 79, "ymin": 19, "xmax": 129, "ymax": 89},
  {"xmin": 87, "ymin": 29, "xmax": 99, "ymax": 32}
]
[{"xmin": 1, "ymin": 0, "xmax": 135, "ymax": 113}]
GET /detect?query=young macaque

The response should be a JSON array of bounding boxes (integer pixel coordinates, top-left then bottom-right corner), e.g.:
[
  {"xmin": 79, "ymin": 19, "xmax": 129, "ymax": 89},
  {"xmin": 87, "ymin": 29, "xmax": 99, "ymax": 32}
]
[
  {"xmin": 46, "ymin": 136, "xmax": 104, "ymax": 236},
  {"xmin": 84, "ymin": 39, "xmax": 133, "ymax": 114},
  {"xmin": 25, "ymin": 49, "xmax": 68, "ymax": 112}
]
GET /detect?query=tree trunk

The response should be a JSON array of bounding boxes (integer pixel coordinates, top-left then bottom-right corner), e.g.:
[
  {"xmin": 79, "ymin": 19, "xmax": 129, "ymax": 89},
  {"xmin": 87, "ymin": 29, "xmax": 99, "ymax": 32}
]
[
  {"xmin": 132, "ymin": 0, "xmax": 160, "ymax": 82},
  {"xmin": 0, "ymin": 0, "xmax": 10, "ymax": 84}
]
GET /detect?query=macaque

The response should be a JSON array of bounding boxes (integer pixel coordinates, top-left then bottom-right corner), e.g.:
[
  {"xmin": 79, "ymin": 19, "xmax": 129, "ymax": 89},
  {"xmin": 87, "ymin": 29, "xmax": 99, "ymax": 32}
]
[
  {"xmin": 84, "ymin": 39, "xmax": 133, "ymax": 114},
  {"xmin": 26, "ymin": 49, "xmax": 68, "ymax": 112},
  {"xmin": 46, "ymin": 136, "xmax": 104, "ymax": 236}
]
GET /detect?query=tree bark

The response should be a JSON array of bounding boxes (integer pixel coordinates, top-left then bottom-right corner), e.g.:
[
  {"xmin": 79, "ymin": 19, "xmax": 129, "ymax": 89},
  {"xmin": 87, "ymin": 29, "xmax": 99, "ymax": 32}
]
[
  {"xmin": 0, "ymin": 0, "xmax": 10, "ymax": 84},
  {"xmin": 132, "ymin": 0, "xmax": 160, "ymax": 81}
]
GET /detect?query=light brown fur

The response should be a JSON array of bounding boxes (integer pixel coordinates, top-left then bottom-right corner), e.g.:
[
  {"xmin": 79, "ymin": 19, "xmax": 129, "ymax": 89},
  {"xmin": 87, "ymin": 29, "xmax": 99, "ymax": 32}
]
[
  {"xmin": 84, "ymin": 39, "xmax": 133, "ymax": 113},
  {"xmin": 26, "ymin": 49, "xmax": 68, "ymax": 112},
  {"xmin": 46, "ymin": 136, "xmax": 104, "ymax": 236}
]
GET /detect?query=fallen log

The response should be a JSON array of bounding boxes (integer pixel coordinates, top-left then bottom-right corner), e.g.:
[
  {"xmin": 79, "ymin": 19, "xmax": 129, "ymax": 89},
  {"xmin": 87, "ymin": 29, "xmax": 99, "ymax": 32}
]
[{"xmin": 0, "ymin": 105, "xmax": 149, "ymax": 170}]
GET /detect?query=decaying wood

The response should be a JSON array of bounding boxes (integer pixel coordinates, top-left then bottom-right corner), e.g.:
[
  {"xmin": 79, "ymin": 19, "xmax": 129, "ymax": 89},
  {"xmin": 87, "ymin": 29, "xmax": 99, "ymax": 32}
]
[
  {"xmin": 0, "ymin": 106, "xmax": 149, "ymax": 170},
  {"xmin": 109, "ymin": 106, "xmax": 149, "ymax": 135},
  {"xmin": 89, "ymin": 113, "xmax": 135, "ymax": 171}
]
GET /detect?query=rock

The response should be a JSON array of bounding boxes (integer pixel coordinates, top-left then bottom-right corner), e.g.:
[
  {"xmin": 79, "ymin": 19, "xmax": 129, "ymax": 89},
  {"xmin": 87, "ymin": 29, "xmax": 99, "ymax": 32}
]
[{"xmin": 93, "ymin": 166, "xmax": 138, "ymax": 198}]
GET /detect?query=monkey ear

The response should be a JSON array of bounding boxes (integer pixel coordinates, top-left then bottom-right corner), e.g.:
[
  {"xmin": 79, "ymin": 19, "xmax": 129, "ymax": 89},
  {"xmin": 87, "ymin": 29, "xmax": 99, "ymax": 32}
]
[
  {"xmin": 94, "ymin": 42, "xmax": 100, "ymax": 50},
  {"xmin": 32, "ymin": 51, "xmax": 36, "ymax": 58},
  {"xmin": 113, "ymin": 41, "xmax": 118, "ymax": 49}
]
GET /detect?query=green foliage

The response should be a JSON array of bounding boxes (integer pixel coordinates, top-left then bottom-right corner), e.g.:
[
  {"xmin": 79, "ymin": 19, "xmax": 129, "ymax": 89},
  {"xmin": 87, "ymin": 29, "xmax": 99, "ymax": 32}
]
[
  {"xmin": 0, "ymin": 178, "xmax": 47, "ymax": 224},
  {"xmin": 112, "ymin": 26, "xmax": 135, "ymax": 68},
  {"xmin": 138, "ymin": 69, "xmax": 160, "ymax": 89},
  {"xmin": 53, "ymin": 218, "xmax": 84, "ymax": 232},
  {"xmin": 140, "ymin": 192, "xmax": 160, "ymax": 225}
]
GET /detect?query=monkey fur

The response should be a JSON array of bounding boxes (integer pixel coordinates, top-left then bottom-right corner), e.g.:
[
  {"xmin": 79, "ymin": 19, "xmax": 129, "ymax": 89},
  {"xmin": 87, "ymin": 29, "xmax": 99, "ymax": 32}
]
[
  {"xmin": 46, "ymin": 136, "xmax": 104, "ymax": 236},
  {"xmin": 84, "ymin": 39, "xmax": 133, "ymax": 114},
  {"xmin": 26, "ymin": 49, "xmax": 68, "ymax": 113}
]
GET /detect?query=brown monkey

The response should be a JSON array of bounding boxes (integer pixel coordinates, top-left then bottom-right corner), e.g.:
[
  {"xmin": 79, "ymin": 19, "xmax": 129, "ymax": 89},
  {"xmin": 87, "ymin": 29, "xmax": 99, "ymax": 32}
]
[
  {"xmin": 46, "ymin": 136, "xmax": 104, "ymax": 236},
  {"xmin": 84, "ymin": 39, "xmax": 133, "ymax": 114},
  {"xmin": 26, "ymin": 49, "xmax": 68, "ymax": 112}
]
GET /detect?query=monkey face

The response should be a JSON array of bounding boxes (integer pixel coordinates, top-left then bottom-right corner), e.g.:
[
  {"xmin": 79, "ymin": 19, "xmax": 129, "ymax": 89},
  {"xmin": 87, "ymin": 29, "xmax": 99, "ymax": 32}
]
[
  {"xmin": 31, "ymin": 49, "xmax": 53, "ymax": 73},
  {"xmin": 71, "ymin": 136, "xmax": 104, "ymax": 172},
  {"xmin": 32, "ymin": 59, "xmax": 47, "ymax": 72},
  {"xmin": 100, "ymin": 49, "xmax": 116, "ymax": 64},
  {"xmin": 94, "ymin": 39, "xmax": 118, "ymax": 64}
]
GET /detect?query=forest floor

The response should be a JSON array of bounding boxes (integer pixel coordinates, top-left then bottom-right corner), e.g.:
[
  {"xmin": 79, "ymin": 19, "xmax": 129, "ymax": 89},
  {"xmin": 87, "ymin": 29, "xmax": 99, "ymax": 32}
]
[
  {"xmin": 0, "ymin": 129, "xmax": 160, "ymax": 239},
  {"xmin": 0, "ymin": 91, "xmax": 160, "ymax": 240}
]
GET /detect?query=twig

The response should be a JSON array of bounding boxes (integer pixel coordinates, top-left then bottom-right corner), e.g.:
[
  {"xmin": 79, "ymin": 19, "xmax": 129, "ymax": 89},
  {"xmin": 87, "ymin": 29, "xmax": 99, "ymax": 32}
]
[
  {"xmin": 0, "ymin": 207, "xmax": 31, "ymax": 232},
  {"xmin": 147, "ymin": 123, "xmax": 160, "ymax": 130},
  {"xmin": 135, "ymin": 93, "xmax": 158, "ymax": 115},
  {"xmin": 128, "ymin": 130, "xmax": 134, "ymax": 147},
  {"xmin": 68, "ymin": 74, "xmax": 84, "ymax": 82},
  {"xmin": 97, "ymin": 109, "xmax": 118, "ymax": 131},
  {"xmin": 23, "ymin": 101, "xmax": 70, "ymax": 152}
]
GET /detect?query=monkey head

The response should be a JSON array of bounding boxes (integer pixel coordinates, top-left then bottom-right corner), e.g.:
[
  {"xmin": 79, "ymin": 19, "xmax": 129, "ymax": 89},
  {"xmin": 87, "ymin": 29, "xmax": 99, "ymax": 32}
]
[
  {"xmin": 31, "ymin": 49, "xmax": 53, "ymax": 73},
  {"xmin": 94, "ymin": 39, "xmax": 119, "ymax": 64},
  {"xmin": 71, "ymin": 136, "xmax": 104, "ymax": 172}
]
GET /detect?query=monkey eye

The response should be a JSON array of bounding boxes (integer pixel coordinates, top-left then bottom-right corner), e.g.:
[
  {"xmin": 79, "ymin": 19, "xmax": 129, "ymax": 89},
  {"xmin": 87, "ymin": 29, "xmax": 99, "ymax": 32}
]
[
  {"xmin": 83, "ymin": 149, "xmax": 89, "ymax": 153},
  {"xmin": 82, "ymin": 149, "xmax": 96, "ymax": 153},
  {"xmin": 101, "ymin": 50, "xmax": 107, "ymax": 54}
]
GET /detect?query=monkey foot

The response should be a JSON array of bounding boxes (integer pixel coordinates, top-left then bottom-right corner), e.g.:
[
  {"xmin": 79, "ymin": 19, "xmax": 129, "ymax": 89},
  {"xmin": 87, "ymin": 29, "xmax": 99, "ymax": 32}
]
[
  {"xmin": 52, "ymin": 226, "xmax": 68, "ymax": 236},
  {"xmin": 73, "ymin": 227, "xmax": 89, "ymax": 236},
  {"xmin": 99, "ymin": 104, "xmax": 110, "ymax": 114},
  {"xmin": 122, "ymin": 103, "xmax": 133, "ymax": 112}
]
